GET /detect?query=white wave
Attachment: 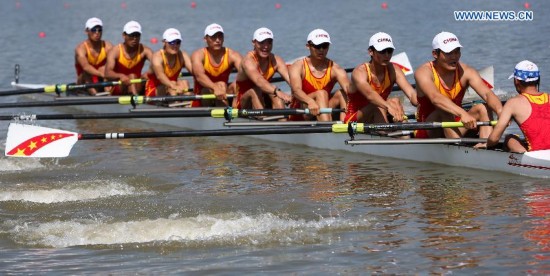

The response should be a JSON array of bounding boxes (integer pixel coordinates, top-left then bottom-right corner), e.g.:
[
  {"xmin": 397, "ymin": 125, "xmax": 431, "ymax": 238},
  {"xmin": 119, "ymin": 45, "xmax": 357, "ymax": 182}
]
[
  {"xmin": 9, "ymin": 212, "xmax": 372, "ymax": 248},
  {"xmin": 0, "ymin": 158, "xmax": 44, "ymax": 171},
  {"xmin": 0, "ymin": 181, "xmax": 145, "ymax": 203}
]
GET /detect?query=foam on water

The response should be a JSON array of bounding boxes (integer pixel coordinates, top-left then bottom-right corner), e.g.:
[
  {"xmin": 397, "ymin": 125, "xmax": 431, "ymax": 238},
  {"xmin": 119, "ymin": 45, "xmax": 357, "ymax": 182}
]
[
  {"xmin": 0, "ymin": 180, "xmax": 146, "ymax": 203},
  {"xmin": 0, "ymin": 157, "xmax": 44, "ymax": 171},
  {"xmin": 6, "ymin": 212, "xmax": 372, "ymax": 248}
]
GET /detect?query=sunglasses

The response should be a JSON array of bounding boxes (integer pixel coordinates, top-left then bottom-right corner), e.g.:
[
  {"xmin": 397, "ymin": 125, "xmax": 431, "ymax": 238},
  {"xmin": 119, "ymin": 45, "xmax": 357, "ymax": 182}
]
[
  {"xmin": 376, "ymin": 48, "xmax": 394, "ymax": 55},
  {"xmin": 167, "ymin": 40, "xmax": 181, "ymax": 46},
  {"xmin": 310, "ymin": 43, "xmax": 330, "ymax": 50},
  {"xmin": 89, "ymin": 27, "xmax": 102, "ymax": 33},
  {"xmin": 126, "ymin": 32, "xmax": 141, "ymax": 38}
]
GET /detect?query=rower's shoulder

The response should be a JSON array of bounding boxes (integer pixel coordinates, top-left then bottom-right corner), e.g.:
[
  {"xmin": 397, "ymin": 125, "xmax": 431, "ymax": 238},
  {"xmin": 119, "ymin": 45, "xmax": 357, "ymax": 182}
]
[
  {"xmin": 103, "ymin": 40, "xmax": 114, "ymax": 48},
  {"xmin": 141, "ymin": 43, "xmax": 153, "ymax": 52},
  {"xmin": 503, "ymin": 94, "xmax": 528, "ymax": 110},
  {"xmin": 75, "ymin": 40, "xmax": 87, "ymax": 51},
  {"xmin": 413, "ymin": 61, "xmax": 433, "ymax": 78},
  {"xmin": 351, "ymin": 62, "xmax": 365, "ymax": 73},
  {"xmin": 458, "ymin": 61, "xmax": 476, "ymax": 72}
]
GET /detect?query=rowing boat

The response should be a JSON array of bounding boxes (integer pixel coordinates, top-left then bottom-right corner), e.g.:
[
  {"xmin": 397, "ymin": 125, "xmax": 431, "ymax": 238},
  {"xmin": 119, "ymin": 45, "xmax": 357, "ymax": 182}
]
[{"xmin": 7, "ymin": 80, "xmax": 550, "ymax": 178}]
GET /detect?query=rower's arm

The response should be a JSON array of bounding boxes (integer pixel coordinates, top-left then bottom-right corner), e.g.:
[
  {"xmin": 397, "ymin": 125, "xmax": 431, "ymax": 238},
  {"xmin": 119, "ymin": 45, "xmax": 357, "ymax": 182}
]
[
  {"xmin": 332, "ymin": 63, "xmax": 351, "ymax": 96},
  {"xmin": 274, "ymin": 55, "xmax": 291, "ymax": 85},
  {"xmin": 104, "ymin": 46, "xmax": 125, "ymax": 81},
  {"xmin": 150, "ymin": 51, "xmax": 174, "ymax": 89},
  {"xmin": 181, "ymin": 50, "xmax": 193, "ymax": 76},
  {"xmin": 487, "ymin": 100, "xmax": 515, "ymax": 148},
  {"xmin": 289, "ymin": 59, "xmax": 315, "ymax": 106},
  {"xmin": 143, "ymin": 46, "xmax": 154, "ymax": 63},
  {"xmin": 75, "ymin": 44, "xmax": 104, "ymax": 78},
  {"xmin": 394, "ymin": 64, "xmax": 417, "ymax": 106},
  {"xmin": 242, "ymin": 56, "xmax": 277, "ymax": 95},
  {"xmin": 466, "ymin": 66, "xmax": 503, "ymax": 117},
  {"xmin": 228, "ymin": 49, "xmax": 243, "ymax": 74}
]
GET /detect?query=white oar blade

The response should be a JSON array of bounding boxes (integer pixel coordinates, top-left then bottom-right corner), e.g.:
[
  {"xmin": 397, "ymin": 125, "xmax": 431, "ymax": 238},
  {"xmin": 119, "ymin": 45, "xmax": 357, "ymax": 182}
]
[
  {"xmin": 390, "ymin": 52, "xmax": 413, "ymax": 76},
  {"xmin": 10, "ymin": 81, "xmax": 47, "ymax": 90},
  {"xmin": 5, "ymin": 123, "xmax": 78, "ymax": 158},
  {"xmin": 466, "ymin": 66, "xmax": 494, "ymax": 100}
]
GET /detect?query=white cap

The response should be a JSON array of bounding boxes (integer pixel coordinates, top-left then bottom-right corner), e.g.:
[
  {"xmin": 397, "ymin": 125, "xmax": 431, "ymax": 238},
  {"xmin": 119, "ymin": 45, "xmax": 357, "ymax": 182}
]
[
  {"xmin": 307, "ymin": 29, "xmax": 331, "ymax": 45},
  {"xmin": 432, "ymin": 31, "xmax": 462, "ymax": 53},
  {"xmin": 253, "ymin": 27, "xmax": 274, "ymax": 42},
  {"xmin": 509, "ymin": 60, "xmax": 540, "ymax": 82},
  {"xmin": 123, "ymin": 21, "xmax": 142, "ymax": 34},
  {"xmin": 204, "ymin": 23, "xmax": 224, "ymax": 36},
  {"xmin": 85, "ymin": 17, "xmax": 102, "ymax": 30},
  {"xmin": 163, "ymin": 28, "xmax": 182, "ymax": 42},
  {"xmin": 369, "ymin": 32, "xmax": 395, "ymax": 51}
]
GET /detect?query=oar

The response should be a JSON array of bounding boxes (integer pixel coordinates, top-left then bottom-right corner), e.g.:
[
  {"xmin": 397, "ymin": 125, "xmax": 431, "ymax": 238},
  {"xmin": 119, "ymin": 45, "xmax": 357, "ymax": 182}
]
[
  {"xmin": 0, "ymin": 94, "xmax": 226, "ymax": 109},
  {"xmin": 5, "ymin": 123, "xmax": 337, "ymax": 158},
  {"xmin": 0, "ymin": 108, "xmax": 339, "ymax": 121},
  {"xmin": 346, "ymin": 138, "xmax": 488, "ymax": 145},
  {"xmin": 6, "ymin": 120, "xmax": 496, "ymax": 158},
  {"xmin": 2, "ymin": 79, "xmax": 146, "ymax": 96},
  {"xmin": 342, "ymin": 121, "xmax": 496, "ymax": 134}
]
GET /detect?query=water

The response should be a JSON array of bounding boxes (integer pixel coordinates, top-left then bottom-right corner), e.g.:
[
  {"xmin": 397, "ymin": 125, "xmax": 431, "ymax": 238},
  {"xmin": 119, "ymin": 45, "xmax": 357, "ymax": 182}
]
[{"xmin": 1, "ymin": 0, "xmax": 550, "ymax": 274}]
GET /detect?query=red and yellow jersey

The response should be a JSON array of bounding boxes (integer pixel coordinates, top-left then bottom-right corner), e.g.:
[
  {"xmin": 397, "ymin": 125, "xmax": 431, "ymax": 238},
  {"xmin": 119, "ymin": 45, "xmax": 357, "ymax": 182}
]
[
  {"xmin": 145, "ymin": 50, "xmax": 183, "ymax": 97},
  {"xmin": 234, "ymin": 51, "xmax": 276, "ymax": 108},
  {"xmin": 417, "ymin": 62, "xmax": 466, "ymax": 122},
  {"xmin": 345, "ymin": 63, "xmax": 392, "ymax": 123},
  {"xmin": 75, "ymin": 41, "xmax": 107, "ymax": 76},
  {"xmin": 191, "ymin": 48, "xmax": 233, "ymax": 107},
  {"xmin": 301, "ymin": 58, "xmax": 335, "ymax": 94},
  {"xmin": 114, "ymin": 44, "xmax": 146, "ymax": 76},
  {"xmin": 414, "ymin": 62, "xmax": 466, "ymax": 138},
  {"xmin": 288, "ymin": 58, "xmax": 336, "ymax": 118},
  {"xmin": 519, "ymin": 92, "xmax": 550, "ymax": 151}
]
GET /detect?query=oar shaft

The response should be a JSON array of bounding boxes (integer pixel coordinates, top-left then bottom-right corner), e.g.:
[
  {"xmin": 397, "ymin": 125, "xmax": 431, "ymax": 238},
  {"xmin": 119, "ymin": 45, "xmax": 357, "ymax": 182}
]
[
  {"xmin": 1, "ymin": 79, "xmax": 145, "ymax": 96},
  {"xmin": 218, "ymin": 108, "xmax": 341, "ymax": 118},
  {"xmin": 0, "ymin": 94, "xmax": 222, "ymax": 108},
  {"xmin": 0, "ymin": 108, "xmax": 342, "ymax": 121},
  {"xmin": 346, "ymin": 138, "xmax": 487, "ymax": 145},
  {"xmin": 79, "ymin": 126, "xmax": 334, "ymax": 140},
  {"xmin": 334, "ymin": 121, "xmax": 497, "ymax": 132}
]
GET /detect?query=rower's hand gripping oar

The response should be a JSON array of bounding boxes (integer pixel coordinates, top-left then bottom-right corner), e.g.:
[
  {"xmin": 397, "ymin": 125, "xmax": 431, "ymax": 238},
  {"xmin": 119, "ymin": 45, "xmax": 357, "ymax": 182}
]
[{"xmin": 5, "ymin": 120, "xmax": 496, "ymax": 158}]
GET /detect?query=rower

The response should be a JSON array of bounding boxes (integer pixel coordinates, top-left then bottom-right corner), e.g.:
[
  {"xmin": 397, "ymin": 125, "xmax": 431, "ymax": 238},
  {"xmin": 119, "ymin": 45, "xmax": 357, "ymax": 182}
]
[
  {"xmin": 104, "ymin": 21, "xmax": 153, "ymax": 96},
  {"xmin": 74, "ymin": 17, "xmax": 113, "ymax": 95},
  {"xmin": 288, "ymin": 29, "xmax": 350, "ymax": 121},
  {"xmin": 414, "ymin": 31, "xmax": 502, "ymax": 143},
  {"xmin": 191, "ymin": 23, "xmax": 242, "ymax": 107},
  {"xmin": 345, "ymin": 32, "xmax": 417, "ymax": 124},
  {"xmin": 144, "ymin": 28, "xmax": 192, "ymax": 98},
  {"xmin": 487, "ymin": 60, "xmax": 550, "ymax": 152},
  {"xmin": 233, "ymin": 27, "xmax": 292, "ymax": 110}
]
